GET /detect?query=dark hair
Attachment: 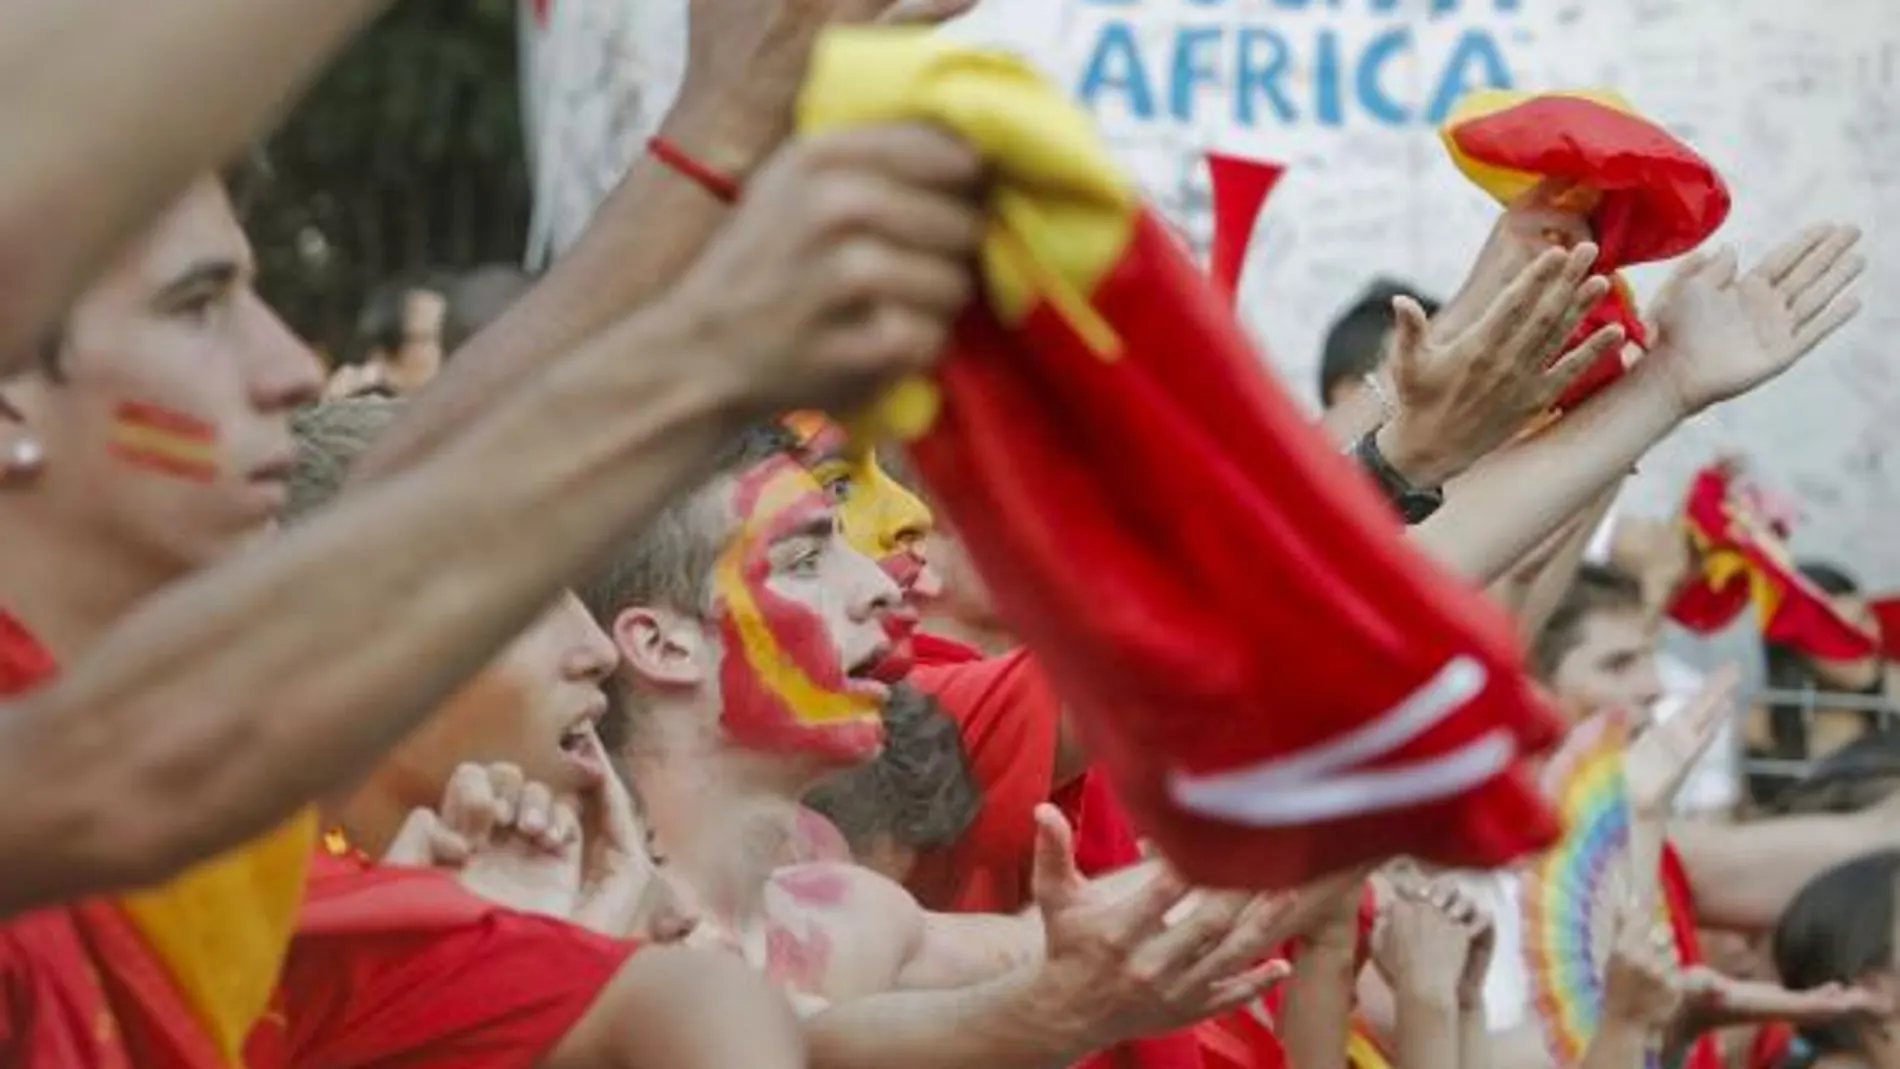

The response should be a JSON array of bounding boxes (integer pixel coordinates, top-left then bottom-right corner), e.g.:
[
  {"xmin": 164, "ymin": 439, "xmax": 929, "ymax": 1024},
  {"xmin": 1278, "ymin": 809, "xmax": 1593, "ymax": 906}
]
[
  {"xmin": 1317, "ymin": 279, "xmax": 1441, "ymax": 406},
  {"xmin": 441, "ymin": 264, "xmax": 536, "ymax": 355},
  {"xmin": 802, "ymin": 683, "xmax": 981, "ymax": 853},
  {"xmin": 1761, "ymin": 560, "xmax": 1872, "ymax": 766},
  {"xmin": 1773, "ymin": 850, "xmax": 1900, "ymax": 1056},
  {"xmin": 1532, "ymin": 563, "xmax": 1646, "ymax": 683},
  {"xmin": 350, "ymin": 269, "xmax": 453, "ymax": 364},
  {"xmin": 1767, "ymin": 731, "xmax": 1900, "ymax": 816}
]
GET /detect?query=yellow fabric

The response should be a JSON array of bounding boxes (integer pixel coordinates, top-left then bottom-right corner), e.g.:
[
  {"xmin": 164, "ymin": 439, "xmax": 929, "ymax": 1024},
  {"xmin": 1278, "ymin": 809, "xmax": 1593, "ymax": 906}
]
[
  {"xmin": 118, "ymin": 807, "xmax": 317, "ymax": 1067},
  {"xmin": 796, "ymin": 29, "xmax": 1139, "ymax": 443},
  {"xmin": 1346, "ymin": 1027, "xmax": 1392, "ymax": 1069},
  {"xmin": 1440, "ymin": 88, "xmax": 1638, "ymax": 207}
]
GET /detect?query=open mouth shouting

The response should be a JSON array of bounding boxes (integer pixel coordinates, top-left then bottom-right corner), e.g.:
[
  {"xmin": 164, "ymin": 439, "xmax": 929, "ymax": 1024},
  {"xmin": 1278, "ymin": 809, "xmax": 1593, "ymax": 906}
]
[{"xmin": 557, "ymin": 695, "xmax": 610, "ymax": 785}]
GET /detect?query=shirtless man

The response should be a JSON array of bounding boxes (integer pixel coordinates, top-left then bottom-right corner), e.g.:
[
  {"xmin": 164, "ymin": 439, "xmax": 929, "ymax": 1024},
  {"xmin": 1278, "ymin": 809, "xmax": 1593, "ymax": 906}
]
[{"xmin": 582, "ymin": 425, "xmax": 1349, "ymax": 1069}]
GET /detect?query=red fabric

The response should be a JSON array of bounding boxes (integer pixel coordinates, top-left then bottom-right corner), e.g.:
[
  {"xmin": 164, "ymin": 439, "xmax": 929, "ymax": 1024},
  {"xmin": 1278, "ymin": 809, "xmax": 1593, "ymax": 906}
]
[
  {"xmin": 0, "ymin": 611, "xmax": 245, "ymax": 1069},
  {"xmin": 908, "ymin": 207, "xmax": 1564, "ymax": 889},
  {"xmin": 1873, "ymin": 598, "xmax": 1900, "ymax": 662},
  {"xmin": 905, "ymin": 648, "xmax": 1064, "ymax": 913},
  {"xmin": 1206, "ymin": 153, "xmax": 1286, "ymax": 303},
  {"xmin": 1660, "ymin": 842, "xmax": 1723, "ymax": 1069},
  {"xmin": 1669, "ymin": 464, "xmax": 1877, "ymax": 659},
  {"xmin": 913, "ymin": 631, "xmax": 985, "ymax": 668},
  {"xmin": 257, "ymin": 849, "xmax": 639, "ymax": 1069},
  {"xmin": 1749, "ymin": 1023, "xmax": 1794, "ymax": 1069},
  {"xmin": 1446, "ymin": 94, "xmax": 1731, "ymax": 412}
]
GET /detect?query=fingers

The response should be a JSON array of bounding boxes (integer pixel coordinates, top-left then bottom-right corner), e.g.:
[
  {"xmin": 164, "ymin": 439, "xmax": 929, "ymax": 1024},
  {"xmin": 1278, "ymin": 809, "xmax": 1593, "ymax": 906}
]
[
  {"xmin": 1698, "ymin": 246, "xmax": 1740, "ymax": 289},
  {"xmin": 383, "ymin": 807, "xmax": 469, "ymax": 868},
  {"xmin": 1030, "ymin": 804, "xmax": 1083, "ymax": 910},
  {"xmin": 1542, "ymin": 322, "xmax": 1626, "ymax": 397},
  {"xmin": 824, "ymin": 238, "xmax": 975, "ymax": 318},
  {"xmin": 802, "ymin": 125, "xmax": 986, "ymax": 195},
  {"xmin": 1791, "ymin": 288, "xmax": 1862, "ymax": 360},
  {"xmin": 1476, "ymin": 245, "xmax": 1574, "ymax": 351},
  {"xmin": 1505, "ymin": 243, "xmax": 1600, "ymax": 359},
  {"xmin": 1129, "ymin": 890, "xmax": 1252, "ymax": 982},
  {"xmin": 486, "ymin": 763, "xmax": 526, "ymax": 827},
  {"xmin": 1106, "ymin": 867, "xmax": 1196, "ymax": 951},
  {"xmin": 442, "ymin": 763, "xmax": 507, "ymax": 844},
  {"xmin": 809, "ymin": 173, "xmax": 988, "ymax": 258},
  {"xmin": 1204, "ymin": 958, "xmax": 1295, "ymax": 1013},
  {"xmin": 1750, "ymin": 224, "xmax": 1835, "ymax": 286},
  {"xmin": 1775, "ymin": 224, "xmax": 1861, "ymax": 300},
  {"xmin": 822, "ymin": 302, "xmax": 957, "ymax": 384},
  {"xmin": 516, "ymin": 781, "xmax": 574, "ymax": 854},
  {"xmin": 1176, "ymin": 892, "xmax": 1297, "ymax": 992},
  {"xmin": 876, "ymin": 0, "xmax": 979, "ymax": 24},
  {"xmin": 1386, "ymin": 296, "xmax": 1431, "ymax": 382}
]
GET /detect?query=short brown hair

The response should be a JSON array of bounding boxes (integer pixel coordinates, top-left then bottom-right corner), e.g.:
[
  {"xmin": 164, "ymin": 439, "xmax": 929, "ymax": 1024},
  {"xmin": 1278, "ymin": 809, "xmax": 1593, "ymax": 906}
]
[
  {"xmin": 287, "ymin": 397, "xmax": 403, "ymax": 519},
  {"xmin": 578, "ymin": 423, "xmax": 801, "ymax": 627},
  {"xmin": 1532, "ymin": 563, "xmax": 1645, "ymax": 682}
]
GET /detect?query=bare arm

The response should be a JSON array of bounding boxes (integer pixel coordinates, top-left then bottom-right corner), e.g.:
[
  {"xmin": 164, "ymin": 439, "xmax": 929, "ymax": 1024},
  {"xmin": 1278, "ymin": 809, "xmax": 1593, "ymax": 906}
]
[
  {"xmin": 1277, "ymin": 941, "xmax": 1356, "ymax": 1069},
  {"xmin": 1391, "ymin": 988, "xmax": 1462, "ymax": 1069},
  {"xmin": 0, "ymin": 305, "xmax": 748, "ymax": 913},
  {"xmin": 1669, "ymin": 808, "xmax": 1895, "ymax": 932},
  {"xmin": 1459, "ymin": 1002, "xmax": 1492, "ymax": 1069},
  {"xmin": 0, "ymin": 0, "xmax": 389, "ymax": 366},
  {"xmin": 1495, "ymin": 484, "xmax": 1621, "ymax": 638},
  {"xmin": 547, "ymin": 945, "xmax": 807, "ymax": 1069},
  {"xmin": 807, "ymin": 968, "xmax": 1099, "ymax": 1069},
  {"xmin": 1413, "ymin": 361, "xmax": 1682, "ymax": 585}
]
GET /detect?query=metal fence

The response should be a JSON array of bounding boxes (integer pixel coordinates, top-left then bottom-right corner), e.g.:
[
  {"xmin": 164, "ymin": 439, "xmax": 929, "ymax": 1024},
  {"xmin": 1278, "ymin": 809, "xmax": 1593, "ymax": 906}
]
[{"xmin": 1737, "ymin": 684, "xmax": 1900, "ymax": 793}]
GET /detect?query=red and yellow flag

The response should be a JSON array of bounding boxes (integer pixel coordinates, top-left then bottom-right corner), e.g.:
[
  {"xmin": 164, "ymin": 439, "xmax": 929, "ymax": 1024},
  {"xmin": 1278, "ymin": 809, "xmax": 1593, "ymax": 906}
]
[
  {"xmin": 1669, "ymin": 463, "xmax": 1876, "ymax": 660},
  {"xmin": 1206, "ymin": 152, "xmax": 1286, "ymax": 304},
  {"xmin": 1441, "ymin": 90, "xmax": 1731, "ymax": 411},
  {"xmin": 109, "ymin": 401, "xmax": 222, "ymax": 482},
  {"xmin": 799, "ymin": 31, "xmax": 1563, "ymax": 890}
]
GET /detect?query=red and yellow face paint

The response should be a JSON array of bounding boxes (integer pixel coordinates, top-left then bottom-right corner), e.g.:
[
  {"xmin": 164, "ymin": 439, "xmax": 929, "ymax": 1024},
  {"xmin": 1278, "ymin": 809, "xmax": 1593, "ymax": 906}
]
[
  {"xmin": 108, "ymin": 400, "xmax": 220, "ymax": 482},
  {"xmin": 712, "ymin": 456, "xmax": 885, "ymax": 763},
  {"xmin": 784, "ymin": 411, "xmax": 937, "ymax": 681}
]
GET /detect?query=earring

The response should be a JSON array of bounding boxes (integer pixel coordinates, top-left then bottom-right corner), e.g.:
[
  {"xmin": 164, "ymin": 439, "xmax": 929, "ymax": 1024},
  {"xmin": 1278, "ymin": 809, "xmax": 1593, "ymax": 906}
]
[{"xmin": 2, "ymin": 434, "xmax": 43, "ymax": 478}]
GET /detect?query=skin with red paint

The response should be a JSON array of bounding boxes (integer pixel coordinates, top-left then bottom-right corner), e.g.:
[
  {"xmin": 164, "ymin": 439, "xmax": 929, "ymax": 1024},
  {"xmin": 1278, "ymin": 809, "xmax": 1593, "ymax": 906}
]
[
  {"xmin": 108, "ymin": 400, "xmax": 221, "ymax": 483},
  {"xmin": 782, "ymin": 413, "xmax": 940, "ymax": 682},
  {"xmin": 711, "ymin": 456, "xmax": 892, "ymax": 764}
]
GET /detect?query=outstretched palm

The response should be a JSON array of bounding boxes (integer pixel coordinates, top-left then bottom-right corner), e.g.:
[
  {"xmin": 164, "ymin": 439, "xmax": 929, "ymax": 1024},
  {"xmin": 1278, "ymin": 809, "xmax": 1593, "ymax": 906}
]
[{"xmin": 1649, "ymin": 225, "xmax": 1864, "ymax": 415}]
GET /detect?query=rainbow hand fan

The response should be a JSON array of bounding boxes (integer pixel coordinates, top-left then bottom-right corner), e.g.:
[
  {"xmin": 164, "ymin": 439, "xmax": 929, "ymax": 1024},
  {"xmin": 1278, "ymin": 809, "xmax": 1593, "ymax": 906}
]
[{"xmin": 1520, "ymin": 710, "xmax": 1639, "ymax": 1067}]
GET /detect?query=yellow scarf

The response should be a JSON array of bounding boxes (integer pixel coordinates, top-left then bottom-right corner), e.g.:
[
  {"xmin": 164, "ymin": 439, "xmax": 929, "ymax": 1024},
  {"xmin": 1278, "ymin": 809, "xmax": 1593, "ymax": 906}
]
[{"xmin": 117, "ymin": 807, "xmax": 317, "ymax": 1066}]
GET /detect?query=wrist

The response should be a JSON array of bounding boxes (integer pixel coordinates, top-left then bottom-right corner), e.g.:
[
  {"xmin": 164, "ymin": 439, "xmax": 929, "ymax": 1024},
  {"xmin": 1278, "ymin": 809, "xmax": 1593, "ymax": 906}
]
[
  {"xmin": 1374, "ymin": 417, "xmax": 1453, "ymax": 490},
  {"xmin": 1010, "ymin": 965, "xmax": 1105, "ymax": 1059},
  {"xmin": 657, "ymin": 93, "xmax": 786, "ymax": 185},
  {"xmin": 1395, "ymin": 981, "xmax": 1461, "ymax": 1017}
]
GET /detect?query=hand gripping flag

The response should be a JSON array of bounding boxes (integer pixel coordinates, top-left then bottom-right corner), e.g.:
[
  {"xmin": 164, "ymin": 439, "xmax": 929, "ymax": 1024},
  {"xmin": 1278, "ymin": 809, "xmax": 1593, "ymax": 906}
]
[
  {"xmin": 1668, "ymin": 463, "xmax": 1876, "ymax": 660},
  {"xmin": 1206, "ymin": 152, "xmax": 1286, "ymax": 304},
  {"xmin": 1442, "ymin": 90, "xmax": 1731, "ymax": 411},
  {"xmin": 798, "ymin": 31, "xmax": 1564, "ymax": 889}
]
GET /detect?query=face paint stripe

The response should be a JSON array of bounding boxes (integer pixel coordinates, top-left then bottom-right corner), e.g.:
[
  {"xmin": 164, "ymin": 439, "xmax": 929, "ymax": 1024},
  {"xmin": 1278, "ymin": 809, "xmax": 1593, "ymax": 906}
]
[
  {"xmin": 109, "ymin": 442, "xmax": 219, "ymax": 482},
  {"xmin": 114, "ymin": 400, "xmax": 217, "ymax": 443},
  {"xmin": 716, "ymin": 550, "xmax": 881, "ymax": 727}
]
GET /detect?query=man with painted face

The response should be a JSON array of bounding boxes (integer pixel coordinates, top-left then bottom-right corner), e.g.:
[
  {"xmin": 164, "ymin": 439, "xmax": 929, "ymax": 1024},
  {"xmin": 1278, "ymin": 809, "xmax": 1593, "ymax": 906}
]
[
  {"xmin": 583, "ymin": 425, "xmax": 1374, "ymax": 1069},
  {"xmin": 0, "ymin": 155, "xmax": 1012, "ymax": 1065}
]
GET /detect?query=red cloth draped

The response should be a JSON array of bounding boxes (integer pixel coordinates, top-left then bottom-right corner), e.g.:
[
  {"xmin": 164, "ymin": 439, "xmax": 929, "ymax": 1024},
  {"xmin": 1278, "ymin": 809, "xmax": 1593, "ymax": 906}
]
[
  {"xmin": 1660, "ymin": 843, "xmax": 1723, "ymax": 1069},
  {"xmin": 908, "ymin": 207, "xmax": 1564, "ymax": 889}
]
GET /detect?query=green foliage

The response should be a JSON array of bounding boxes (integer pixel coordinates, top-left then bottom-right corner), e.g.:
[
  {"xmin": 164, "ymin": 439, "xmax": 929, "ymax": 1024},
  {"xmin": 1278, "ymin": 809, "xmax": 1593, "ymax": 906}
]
[{"xmin": 244, "ymin": 0, "xmax": 531, "ymax": 363}]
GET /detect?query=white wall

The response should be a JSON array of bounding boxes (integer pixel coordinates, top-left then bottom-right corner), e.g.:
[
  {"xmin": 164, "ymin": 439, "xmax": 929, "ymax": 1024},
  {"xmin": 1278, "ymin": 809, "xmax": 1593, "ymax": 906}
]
[{"xmin": 525, "ymin": 0, "xmax": 1900, "ymax": 584}]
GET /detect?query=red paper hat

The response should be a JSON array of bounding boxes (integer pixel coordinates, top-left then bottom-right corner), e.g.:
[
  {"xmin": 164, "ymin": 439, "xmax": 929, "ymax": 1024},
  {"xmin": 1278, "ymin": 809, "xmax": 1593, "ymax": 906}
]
[
  {"xmin": 1443, "ymin": 90, "xmax": 1731, "ymax": 411},
  {"xmin": 1205, "ymin": 152, "xmax": 1286, "ymax": 304}
]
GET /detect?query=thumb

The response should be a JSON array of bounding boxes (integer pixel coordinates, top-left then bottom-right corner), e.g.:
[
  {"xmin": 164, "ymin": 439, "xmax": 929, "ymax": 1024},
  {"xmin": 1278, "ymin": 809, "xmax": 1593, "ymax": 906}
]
[
  {"xmin": 1030, "ymin": 803, "xmax": 1081, "ymax": 913},
  {"xmin": 1387, "ymin": 296, "xmax": 1429, "ymax": 383}
]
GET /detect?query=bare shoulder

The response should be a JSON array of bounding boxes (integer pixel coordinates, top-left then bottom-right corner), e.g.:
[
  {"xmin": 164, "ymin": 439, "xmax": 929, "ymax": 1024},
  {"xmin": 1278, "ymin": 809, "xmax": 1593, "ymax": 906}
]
[{"xmin": 770, "ymin": 861, "xmax": 919, "ymax": 920}]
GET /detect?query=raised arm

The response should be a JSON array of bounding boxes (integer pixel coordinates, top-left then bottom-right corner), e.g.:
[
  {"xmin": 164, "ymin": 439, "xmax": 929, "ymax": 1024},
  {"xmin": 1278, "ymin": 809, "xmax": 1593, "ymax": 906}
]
[
  {"xmin": 1417, "ymin": 225, "xmax": 1864, "ymax": 584},
  {"xmin": 0, "ymin": 125, "xmax": 986, "ymax": 915},
  {"xmin": 0, "ymin": 0, "xmax": 391, "ymax": 367}
]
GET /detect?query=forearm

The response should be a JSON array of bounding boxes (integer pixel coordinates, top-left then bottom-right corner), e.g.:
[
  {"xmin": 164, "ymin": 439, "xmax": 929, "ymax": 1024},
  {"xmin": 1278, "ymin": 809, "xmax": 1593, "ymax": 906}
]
[
  {"xmin": 1458, "ymin": 1004, "xmax": 1491, "ymax": 1069},
  {"xmin": 0, "ymin": 0, "xmax": 388, "ymax": 362},
  {"xmin": 0, "ymin": 304, "xmax": 747, "ymax": 914},
  {"xmin": 1501, "ymin": 484, "xmax": 1621, "ymax": 639},
  {"xmin": 549, "ymin": 946, "xmax": 806, "ymax": 1069},
  {"xmin": 359, "ymin": 97, "xmax": 775, "ymax": 476},
  {"xmin": 1671, "ymin": 810, "xmax": 1890, "ymax": 932},
  {"xmin": 1414, "ymin": 364, "xmax": 1683, "ymax": 584},
  {"xmin": 807, "ymin": 967, "xmax": 1097, "ymax": 1069},
  {"xmin": 903, "ymin": 911, "xmax": 1041, "ymax": 990},
  {"xmin": 1391, "ymin": 989, "xmax": 1461, "ymax": 1069},
  {"xmin": 1277, "ymin": 942, "xmax": 1357, "ymax": 1069}
]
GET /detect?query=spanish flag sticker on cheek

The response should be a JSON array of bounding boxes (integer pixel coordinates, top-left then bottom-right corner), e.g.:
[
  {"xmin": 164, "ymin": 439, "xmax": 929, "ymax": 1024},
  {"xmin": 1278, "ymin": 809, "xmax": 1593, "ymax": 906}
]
[{"xmin": 109, "ymin": 400, "xmax": 220, "ymax": 483}]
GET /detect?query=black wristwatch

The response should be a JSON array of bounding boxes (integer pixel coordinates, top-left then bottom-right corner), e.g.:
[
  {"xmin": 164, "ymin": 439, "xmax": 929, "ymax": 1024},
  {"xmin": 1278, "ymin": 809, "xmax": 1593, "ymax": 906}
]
[{"xmin": 1352, "ymin": 427, "xmax": 1444, "ymax": 525}]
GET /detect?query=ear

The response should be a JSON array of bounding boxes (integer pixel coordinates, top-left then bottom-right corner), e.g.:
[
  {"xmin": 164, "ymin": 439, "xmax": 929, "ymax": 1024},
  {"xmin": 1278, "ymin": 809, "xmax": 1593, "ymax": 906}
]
[
  {"xmin": 612, "ymin": 605, "xmax": 710, "ymax": 689},
  {"xmin": 0, "ymin": 382, "xmax": 45, "ymax": 484}
]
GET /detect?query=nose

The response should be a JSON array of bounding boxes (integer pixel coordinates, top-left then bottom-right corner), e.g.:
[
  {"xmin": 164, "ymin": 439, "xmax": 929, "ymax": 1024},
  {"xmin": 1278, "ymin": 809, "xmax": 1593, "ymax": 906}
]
[
  {"xmin": 244, "ymin": 297, "xmax": 325, "ymax": 412},
  {"xmin": 559, "ymin": 596, "xmax": 621, "ymax": 685},
  {"xmin": 848, "ymin": 547, "xmax": 903, "ymax": 623}
]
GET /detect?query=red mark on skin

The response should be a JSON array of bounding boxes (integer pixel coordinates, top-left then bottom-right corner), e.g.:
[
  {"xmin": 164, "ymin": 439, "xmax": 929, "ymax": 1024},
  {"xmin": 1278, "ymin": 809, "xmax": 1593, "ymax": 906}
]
[
  {"xmin": 108, "ymin": 400, "xmax": 219, "ymax": 483},
  {"xmin": 765, "ymin": 918, "xmax": 834, "ymax": 992},
  {"xmin": 793, "ymin": 809, "xmax": 852, "ymax": 863},
  {"xmin": 773, "ymin": 865, "xmax": 851, "ymax": 908},
  {"xmin": 715, "ymin": 456, "xmax": 883, "ymax": 762}
]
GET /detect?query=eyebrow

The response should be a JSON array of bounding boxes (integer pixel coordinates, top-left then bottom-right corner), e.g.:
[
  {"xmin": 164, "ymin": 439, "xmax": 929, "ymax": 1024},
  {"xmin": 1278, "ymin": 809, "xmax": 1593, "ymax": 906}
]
[{"xmin": 152, "ymin": 260, "xmax": 241, "ymax": 310}]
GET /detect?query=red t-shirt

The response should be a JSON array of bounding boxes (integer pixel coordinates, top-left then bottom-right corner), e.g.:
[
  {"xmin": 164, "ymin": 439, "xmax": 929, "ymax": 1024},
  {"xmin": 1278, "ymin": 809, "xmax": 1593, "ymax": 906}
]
[{"xmin": 910, "ymin": 636, "xmax": 1203, "ymax": 1069}]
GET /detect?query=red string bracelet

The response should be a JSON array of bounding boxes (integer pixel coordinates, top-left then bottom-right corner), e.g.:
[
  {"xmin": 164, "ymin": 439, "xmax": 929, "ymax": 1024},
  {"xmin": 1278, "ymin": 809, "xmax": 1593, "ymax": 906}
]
[{"xmin": 648, "ymin": 137, "xmax": 741, "ymax": 203}]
